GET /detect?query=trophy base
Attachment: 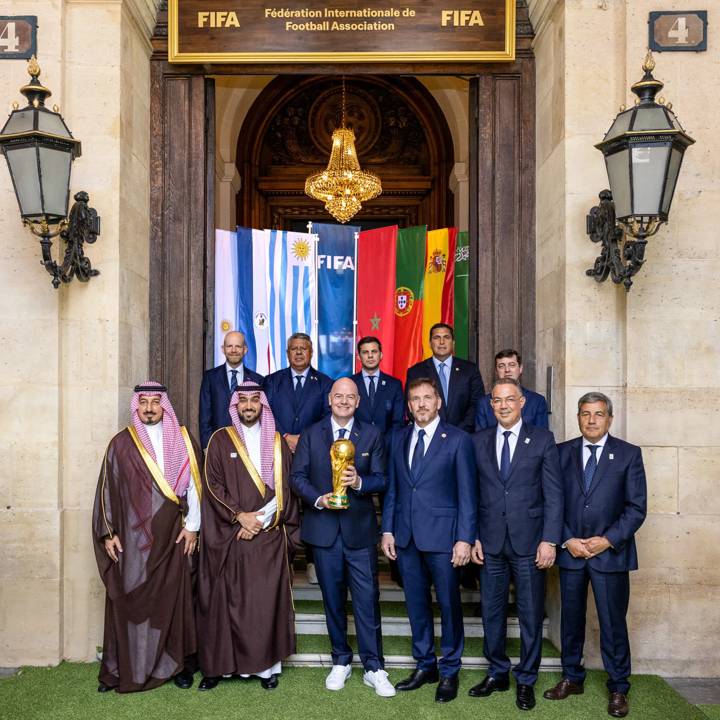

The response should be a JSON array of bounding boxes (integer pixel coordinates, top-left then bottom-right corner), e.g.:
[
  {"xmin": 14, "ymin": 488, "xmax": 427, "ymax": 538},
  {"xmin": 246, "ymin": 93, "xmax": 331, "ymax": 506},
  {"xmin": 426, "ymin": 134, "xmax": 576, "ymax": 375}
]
[{"xmin": 326, "ymin": 494, "xmax": 349, "ymax": 510}]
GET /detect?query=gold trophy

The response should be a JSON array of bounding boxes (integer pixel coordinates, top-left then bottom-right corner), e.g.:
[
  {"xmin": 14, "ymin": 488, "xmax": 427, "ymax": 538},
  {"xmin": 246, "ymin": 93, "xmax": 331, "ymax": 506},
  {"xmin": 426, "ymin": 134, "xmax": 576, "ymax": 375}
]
[{"xmin": 328, "ymin": 438, "xmax": 355, "ymax": 510}]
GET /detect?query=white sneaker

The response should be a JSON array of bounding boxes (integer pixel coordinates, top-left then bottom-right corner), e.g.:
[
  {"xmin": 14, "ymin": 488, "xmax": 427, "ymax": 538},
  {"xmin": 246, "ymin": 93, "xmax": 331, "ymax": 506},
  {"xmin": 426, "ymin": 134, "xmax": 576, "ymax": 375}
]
[
  {"xmin": 325, "ymin": 664, "xmax": 352, "ymax": 691},
  {"xmin": 307, "ymin": 562, "xmax": 319, "ymax": 584},
  {"xmin": 363, "ymin": 669, "xmax": 396, "ymax": 697}
]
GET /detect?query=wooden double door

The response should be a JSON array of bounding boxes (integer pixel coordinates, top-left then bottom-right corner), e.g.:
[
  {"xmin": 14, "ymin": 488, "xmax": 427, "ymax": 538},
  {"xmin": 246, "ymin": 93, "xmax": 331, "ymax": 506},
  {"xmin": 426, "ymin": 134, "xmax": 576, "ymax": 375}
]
[{"xmin": 148, "ymin": 4, "xmax": 537, "ymax": 436}]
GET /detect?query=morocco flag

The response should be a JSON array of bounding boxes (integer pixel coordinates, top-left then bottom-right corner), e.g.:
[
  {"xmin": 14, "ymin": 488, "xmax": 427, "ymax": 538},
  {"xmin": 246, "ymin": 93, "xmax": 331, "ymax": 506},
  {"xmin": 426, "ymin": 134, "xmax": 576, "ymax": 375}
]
[
  {"xmin": 355, "ymin": 226, "xmax": 398, "ymax": 372},
  {"xmin": 421, "ymin": 228, "xmax": 457, "ymax": 357},
  {"xmin": 393, "ymin": 226, "xmax": 427, "ymax": 382}
]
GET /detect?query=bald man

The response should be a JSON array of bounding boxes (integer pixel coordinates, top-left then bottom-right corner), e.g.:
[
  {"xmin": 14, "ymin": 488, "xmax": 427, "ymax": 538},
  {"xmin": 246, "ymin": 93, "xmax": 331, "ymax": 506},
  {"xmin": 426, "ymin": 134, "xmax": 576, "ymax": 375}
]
[
  {"xmin": 199, "ymin": 331, "xmax": 264, "ymax": 448},
  {"xmin": 290, "ymin": 378, "xmax": 394, "ymax": 697}
]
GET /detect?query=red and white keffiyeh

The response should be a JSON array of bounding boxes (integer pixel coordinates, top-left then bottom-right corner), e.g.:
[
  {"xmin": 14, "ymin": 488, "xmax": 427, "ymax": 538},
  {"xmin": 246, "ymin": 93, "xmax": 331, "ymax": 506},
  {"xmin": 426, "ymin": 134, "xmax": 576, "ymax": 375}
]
[
  {"xmin": 228, "ymin": 380, "xmax": 277, "ymax": 489},
  {"xmin": 130, "ymin": 381, "xmax": 191, "ymax": 497}
]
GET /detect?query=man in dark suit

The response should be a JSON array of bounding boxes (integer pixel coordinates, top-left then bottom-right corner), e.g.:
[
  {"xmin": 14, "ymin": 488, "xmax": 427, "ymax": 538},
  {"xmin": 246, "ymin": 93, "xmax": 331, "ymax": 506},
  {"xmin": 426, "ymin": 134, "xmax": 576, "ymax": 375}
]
[
  {"xmin": 405, "ymin": 323, "xmax": 484, "ymax": 433},
  {"xmin": 469, "ymin": 378, "xmax": 563, "ymax": 711},
  {"xmin": 381, "ymin": 377, "xmax": 476, "ymax": 704},
  {"xmin": 263, "ymin": 333, "xmax": 333, "ymax": 453},
  {"xmin": 199, "ymin": 331, "xmax": 264, "ymax": 448},
  {"xmin": 476, "ymin": 349, "xmax": 549, "ymax": 430},
  {"xmin": 351, "ymin": 336, "xmax": 404, "ymax": 437},
  {"xmin": 264, "ymin": 332, "xmax": 333, "ymax": 584},
  {"xmin": 290, "ymin": 378, "xmax": 394, "ymax": 697},
  {"xmin": 543, "ymin": 392, "xmax": 646, "ymax": 719}
]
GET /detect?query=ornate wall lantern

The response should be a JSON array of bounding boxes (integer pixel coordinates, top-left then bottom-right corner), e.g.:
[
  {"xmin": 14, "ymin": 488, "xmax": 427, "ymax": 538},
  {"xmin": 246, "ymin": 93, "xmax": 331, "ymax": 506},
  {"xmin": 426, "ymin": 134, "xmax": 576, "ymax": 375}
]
[
  {"xmin": 586, "ymin": 51, "xmax": 694, "ymax": 291},
  {"xmin": 0, "ymin": 56, "xmax": 100, "ymax": 288}
]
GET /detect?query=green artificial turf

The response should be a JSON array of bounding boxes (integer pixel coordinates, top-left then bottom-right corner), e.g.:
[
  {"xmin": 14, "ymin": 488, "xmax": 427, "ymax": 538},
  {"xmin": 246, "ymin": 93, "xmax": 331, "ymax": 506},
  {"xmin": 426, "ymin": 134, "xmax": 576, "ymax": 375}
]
[
  {"xmin": 0, "ymin": 664, "xmax": 706, "ymax": 720},
  {"xmin": 296, "ymin": 633, "xmax": 560, "ymax": 658},
  {"xmin": 699, "ymin": 707, "xmax": 720, "ymax": 720}
]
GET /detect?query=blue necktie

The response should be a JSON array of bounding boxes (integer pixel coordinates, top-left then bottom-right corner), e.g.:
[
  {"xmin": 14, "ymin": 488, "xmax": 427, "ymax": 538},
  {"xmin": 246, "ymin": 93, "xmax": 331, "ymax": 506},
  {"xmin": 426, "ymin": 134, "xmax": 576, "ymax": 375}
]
[
  {"xmin": 294, "ymin": 375, "xmax": 303, "ymax": 393},
  {"xmin": 500, "ymin": 430, "xmax": 512, "ymax": 484},
  {"xmin": 230, "ymin": 369, "xmax": 238, "ymax": 393},
  {"xmin": 338, "ymin": 428, "xmax": 347, "ymax": 440},
  {"xmin": 411, "ymin": 429, "xmax": 426, "ymax": 478},
  {"xmin": 438, "ymin": 362, "xmax": 448, "ymax": 402},
  {"xmin": 584, "ymin": 445, "xmax": 599, "ymax": 493},
  {"xmin": 368, "ymin": 375, "xmax": 376, "ymax": 407}
]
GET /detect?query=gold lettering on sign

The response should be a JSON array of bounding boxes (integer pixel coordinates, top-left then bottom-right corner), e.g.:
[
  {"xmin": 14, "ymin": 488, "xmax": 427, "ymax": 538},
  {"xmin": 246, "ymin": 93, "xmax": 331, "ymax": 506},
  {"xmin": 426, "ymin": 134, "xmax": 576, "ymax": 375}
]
[
  {"xmin": 440, "ymin": 10, "xmax": 484, "ymax": 27},
  {"xmin": 197, "ymin": 11, "xmax": 240, "ymax": 28}
]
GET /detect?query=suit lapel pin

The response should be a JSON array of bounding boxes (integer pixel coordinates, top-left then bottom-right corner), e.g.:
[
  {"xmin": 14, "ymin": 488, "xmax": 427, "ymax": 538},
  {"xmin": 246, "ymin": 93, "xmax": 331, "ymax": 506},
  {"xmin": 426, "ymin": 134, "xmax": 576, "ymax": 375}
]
[
  {"xmin": 524, "ymin": 437, "xmax": 531, "ymax": 444},
  {"xmin": 441, "ymin": 433, "xmax": 447, "ymax": 438},
  {"xmin": 381, "ymin": 380, "xmax": 386, "ymax": 386},
  {"xmin": 609, "ymin": 453, "xmax": 614, "ymax": 460},
  {"xmin": 230, "ymin": 452, "xmax": 237, "ymax": 458},
  {"xmin": 455, "ymin": 367, "xmax": 459, "ymax": 372}
]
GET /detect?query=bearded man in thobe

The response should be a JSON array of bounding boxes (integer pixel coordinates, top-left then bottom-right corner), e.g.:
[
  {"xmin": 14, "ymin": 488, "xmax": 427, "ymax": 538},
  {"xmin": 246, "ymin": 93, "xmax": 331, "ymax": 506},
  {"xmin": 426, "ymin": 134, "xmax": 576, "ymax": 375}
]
[
  {"xmin": 92, "ymin": 382, "xmax": 202, "ymax": 693},
  {"xmin": 197, "ymin": 382, "xmax": 299, "ymax": 690}
]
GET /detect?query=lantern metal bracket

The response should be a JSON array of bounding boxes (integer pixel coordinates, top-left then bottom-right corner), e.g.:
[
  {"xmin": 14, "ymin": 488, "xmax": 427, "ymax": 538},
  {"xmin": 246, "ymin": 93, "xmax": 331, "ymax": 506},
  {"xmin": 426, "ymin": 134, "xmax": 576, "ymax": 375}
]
[
  {"xmin": 585, "ymin": 189, "xmax": 663, "ymax": 292},
  {"xmin": 24, "ymin": 191, "xmax": 100, "ymax": 289}
]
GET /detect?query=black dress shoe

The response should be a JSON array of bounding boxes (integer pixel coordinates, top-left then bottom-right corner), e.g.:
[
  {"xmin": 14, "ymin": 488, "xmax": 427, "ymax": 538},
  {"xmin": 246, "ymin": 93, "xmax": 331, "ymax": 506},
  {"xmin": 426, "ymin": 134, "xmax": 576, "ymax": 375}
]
[
  {"xmin": 516, "ymin": 683, "xmax": 536, "ymax": 710},
  {"xmin": 261, "ymin": 674, "xmax": 279, "ymax": 690},
  {"xmin": 435, "ymin": 675, "xmax": 459, "ymax": 703},
  {"xmin": 173, "ymin": 670, "xmax": 194, "ymax": 689},
  {"xmin": 198, "ymin": 676, "xmax": 220, "ymax": 691},
  {"xmin": 395, "ymin": 667, "xmax": 439, "ymax": 691},
  {"xmin": 468, "ymin": 675, "xmax": 510, "ymax": 697},
  {"xmin": 97, "ymin": 682, "xmax": 113, "ymax": 693}
]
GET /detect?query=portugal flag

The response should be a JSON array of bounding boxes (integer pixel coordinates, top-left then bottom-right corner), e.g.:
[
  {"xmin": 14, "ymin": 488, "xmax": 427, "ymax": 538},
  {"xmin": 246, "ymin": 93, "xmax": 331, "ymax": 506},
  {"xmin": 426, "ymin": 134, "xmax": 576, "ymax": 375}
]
[
  {"xmin": 421, "ymin": 228, "xmax": 457, "ymax": 357},
  {"xmin": 356, "ymin": 226, "xmax": 398, "ymax": 372},
  {"xmin": 393, "ymin": 226, "xmax": 427, "ymax": 382}
]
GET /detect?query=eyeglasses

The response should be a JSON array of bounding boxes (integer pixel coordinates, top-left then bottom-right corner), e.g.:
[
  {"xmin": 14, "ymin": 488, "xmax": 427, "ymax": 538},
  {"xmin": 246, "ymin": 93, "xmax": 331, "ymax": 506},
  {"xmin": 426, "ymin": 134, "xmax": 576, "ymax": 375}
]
[{"xmin": 491, "ymin": 396, "xmax": 521, "ymax": 406}]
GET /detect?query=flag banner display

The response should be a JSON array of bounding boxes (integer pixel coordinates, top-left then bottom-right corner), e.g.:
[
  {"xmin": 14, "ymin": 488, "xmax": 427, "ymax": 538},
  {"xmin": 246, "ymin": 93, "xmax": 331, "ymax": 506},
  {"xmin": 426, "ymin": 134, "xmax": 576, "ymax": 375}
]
[
  {"xmin": 356, "ymin": 225, "xmax": 398, "ymax": 373},
  {"xmin": 393, "ymin": 226, "xmax": 427, "ymax": 380},
  {"xmin": 454, "ymin": 231, "xmax": 470, "ymax": 360},
  {"xmin": 214, "ymin": 224, "xmax": 469, "ymax": 381},
  {"xmin": 315, "ymin": 223, "xmax": 359, "ymax": 379},
  {"xmin": 267, "ymin": 230, "xmax": 318, "ymax": 372}
]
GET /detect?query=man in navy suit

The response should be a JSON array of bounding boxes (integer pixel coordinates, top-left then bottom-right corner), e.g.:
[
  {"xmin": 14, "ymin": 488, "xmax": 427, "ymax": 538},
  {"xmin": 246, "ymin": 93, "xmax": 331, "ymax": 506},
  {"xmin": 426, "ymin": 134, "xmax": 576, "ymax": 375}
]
[
  {"xmin": 469, "ymin": 378, "xmax": 563, "ymax": 711},
  {"xmin": 543, "ymin": 392, "xmax": 646, "ymax": 719},
  {"xmin": 405, "ymin": 323, "xmax": 484, "ymax": 433},
  {"xmin": 264, "ymin": 332, "xmax": 333, "ymax": 584},
  {"xmin": 476, "ymin": 349, "xmax": 549, "ymax": 430},
  {"xmin": 382, "ymin": 377, "xmax": 476, "ymax": 703},
  {"xmin": 290, "ymin": 378, "xmax": 395, "ymax": 697},
  {"xmin": 351, "ymin": 336, "xmax": 404, "ymax": 437},
  {"xmin": 199, "ymin": 331, "xmax": 264, "ymax": 448}
]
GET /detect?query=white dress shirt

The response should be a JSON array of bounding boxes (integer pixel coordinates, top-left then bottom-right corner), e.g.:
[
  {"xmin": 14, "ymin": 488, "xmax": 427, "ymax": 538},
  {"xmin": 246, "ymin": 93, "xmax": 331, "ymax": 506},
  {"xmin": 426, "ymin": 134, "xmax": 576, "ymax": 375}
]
[
  {"xmin": 145, "ymin": 421, "xmax": 200, "ymax": 532},
  {"xmin": 226, "ymin": 362, "xmax": 244, "ymax": 389},
  {"xmin": 582, "ymin": 433, "xmax": 609, "ymax": 468},
  {"xmin": 495, "ymin": 419, "xmax": 523, "ymax": 470},
  {"xmin": 407, "ymin": 414, "xmax": 441, "ymax": 466}
]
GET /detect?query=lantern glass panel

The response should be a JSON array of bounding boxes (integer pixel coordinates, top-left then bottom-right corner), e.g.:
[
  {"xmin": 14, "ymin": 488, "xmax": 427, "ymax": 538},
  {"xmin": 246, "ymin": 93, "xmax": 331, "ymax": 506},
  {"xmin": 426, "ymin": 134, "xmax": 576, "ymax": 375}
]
[
  {"xmin": 606, "ymin": 149, "xmax": 631, "ymax": 219},
  {"xmin": 661, "ymin": 147, "xmax": 683, "ymax": 216},
  {"xmin": 631, "ymin": 145, "xmax": 670, "ymax": 216},
  {"xmin": 6, "ymin": 145, "xmax": 42, "ymax": 217},
  {"xmin": 38, "ymin": 111, "xmax": 71, "ymax": 138},
  {"xmin": 605, "ymin": 110, "xmax": 633, "ymax": 141},
  {"xmin": 39, "ymin": 146, "xmax": 72, "ymax": 218},
  {"xmin": 2, "ymin": 109, "xmax": 34, "ymax": 135},
  {"xmin": 631, "ymin": 107, "xmax": 672, "ymax": 131}
]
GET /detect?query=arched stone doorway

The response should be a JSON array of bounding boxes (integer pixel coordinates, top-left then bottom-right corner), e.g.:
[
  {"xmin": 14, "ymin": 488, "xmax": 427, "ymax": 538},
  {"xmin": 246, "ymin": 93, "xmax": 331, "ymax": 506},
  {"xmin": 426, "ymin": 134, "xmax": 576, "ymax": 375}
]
[{"xmin": 235, "ymin": 75, "xmax": 455, "ymax": 230}]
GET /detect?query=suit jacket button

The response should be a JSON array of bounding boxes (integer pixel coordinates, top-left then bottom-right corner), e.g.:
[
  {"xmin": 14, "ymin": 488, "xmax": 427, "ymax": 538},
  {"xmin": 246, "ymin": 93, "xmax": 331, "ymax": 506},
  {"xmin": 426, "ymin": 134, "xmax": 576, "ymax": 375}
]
[
  {"xmin": 501, "ymin": 512, "xmax": 506, "ymax": 517},
  {"xmin": 505, "ymin": 490, "xmax": 509, "ymax": 495},
  {"xmin": 413, "ymin": 488, "xmax": 416, "ymax": 492},
  {"xmin": 584, "ymin": 504, "xmax": 589, "ymax": 509}
]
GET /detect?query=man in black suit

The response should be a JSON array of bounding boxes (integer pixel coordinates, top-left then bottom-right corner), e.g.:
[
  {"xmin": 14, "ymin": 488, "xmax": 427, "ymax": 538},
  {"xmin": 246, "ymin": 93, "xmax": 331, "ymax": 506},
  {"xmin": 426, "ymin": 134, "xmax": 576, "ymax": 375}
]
[
  {"xmin": 405, "ymin": 323, "xmax": 483, "ymax": 433},
  {"xmin": 199, "ymin": 331, "xmax": 264, "ymax": 448},
  {"xmin": 264, "ymin": 332, "xmax": 333, "ymax": 584},
  {"xmin": 470, "ymin": 378, "xmax": 563, "ymax": 711},
  {"xmin": 351, "ymin": 336, "xmax": 405, "ymax": 436},
  {"xmin": 543, "ymin": 392, "xmax": 646, "ymax": 719}
]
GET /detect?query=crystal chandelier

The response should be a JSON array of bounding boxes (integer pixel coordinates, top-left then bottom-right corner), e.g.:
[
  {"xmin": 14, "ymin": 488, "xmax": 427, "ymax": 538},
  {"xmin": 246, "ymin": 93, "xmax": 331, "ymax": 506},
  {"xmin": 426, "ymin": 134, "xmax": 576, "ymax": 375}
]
[{"xmin": 305, "ymin": 79, "xmax": 382, "ymax": 223}]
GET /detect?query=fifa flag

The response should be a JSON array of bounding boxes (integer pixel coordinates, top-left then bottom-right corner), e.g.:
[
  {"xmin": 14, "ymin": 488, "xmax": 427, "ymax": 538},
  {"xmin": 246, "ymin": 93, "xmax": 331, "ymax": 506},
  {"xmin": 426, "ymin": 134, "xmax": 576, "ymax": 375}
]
[{"xmin": 266, "ymin": 230, "xmax": 318, "ymax": 372}]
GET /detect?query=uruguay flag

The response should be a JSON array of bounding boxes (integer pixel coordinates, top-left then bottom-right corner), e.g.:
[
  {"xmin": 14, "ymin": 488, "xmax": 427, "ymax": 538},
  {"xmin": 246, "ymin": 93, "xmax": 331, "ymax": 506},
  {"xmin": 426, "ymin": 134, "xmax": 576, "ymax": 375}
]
[{"xmin": 266, "ymin": 230, "xmax": 318, "ymax": 371}]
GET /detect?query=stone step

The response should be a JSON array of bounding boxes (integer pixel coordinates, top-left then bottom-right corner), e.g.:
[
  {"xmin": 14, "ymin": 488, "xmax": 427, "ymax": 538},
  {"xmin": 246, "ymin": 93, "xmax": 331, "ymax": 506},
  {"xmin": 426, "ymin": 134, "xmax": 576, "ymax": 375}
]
[{"xmin": 294, "ymin": 612, "xmax": 548, "ymax": 639}]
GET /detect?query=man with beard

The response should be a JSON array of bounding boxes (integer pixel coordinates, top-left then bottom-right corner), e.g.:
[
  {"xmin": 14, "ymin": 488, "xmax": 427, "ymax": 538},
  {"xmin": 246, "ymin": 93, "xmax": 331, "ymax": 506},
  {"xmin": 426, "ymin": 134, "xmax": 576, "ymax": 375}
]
[
  {"xmin": 196, "ymin": 382, "xmax": 299, "ymax": 691},
  {"xmin": 92, "ymin": 382, "xmax": 202, "ymax": 693}
]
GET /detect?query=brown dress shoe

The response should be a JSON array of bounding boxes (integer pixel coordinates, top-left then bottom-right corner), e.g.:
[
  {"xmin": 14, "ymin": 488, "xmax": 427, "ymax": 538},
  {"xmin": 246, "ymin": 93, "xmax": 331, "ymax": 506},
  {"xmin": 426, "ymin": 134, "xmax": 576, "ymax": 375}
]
[
  {"xmin": 543, "ymin": 678, "xmax": 584, "ymax": 700},
  {"xmin": 608, "ymin": 691, "xmax": 629, "ymax": 717}
]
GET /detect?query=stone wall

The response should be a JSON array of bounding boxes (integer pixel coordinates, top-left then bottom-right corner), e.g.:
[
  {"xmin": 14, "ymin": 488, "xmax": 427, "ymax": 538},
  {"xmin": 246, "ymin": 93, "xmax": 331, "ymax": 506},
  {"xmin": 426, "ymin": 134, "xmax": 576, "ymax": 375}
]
[{"xmin": 530, "ymin": 0, "xmax": 720, "ymax": 676}]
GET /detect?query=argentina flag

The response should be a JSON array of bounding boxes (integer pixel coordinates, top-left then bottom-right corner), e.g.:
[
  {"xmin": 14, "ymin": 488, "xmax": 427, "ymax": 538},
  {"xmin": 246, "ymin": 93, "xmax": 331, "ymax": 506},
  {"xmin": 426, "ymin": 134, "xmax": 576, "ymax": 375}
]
[
  {"xmin": 213, "ymin": 228, "xmax": 239, "ymax": 367},
  {"xmin": 266, "ymin": 230, "xmax": 318, "ymax": 371}
]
